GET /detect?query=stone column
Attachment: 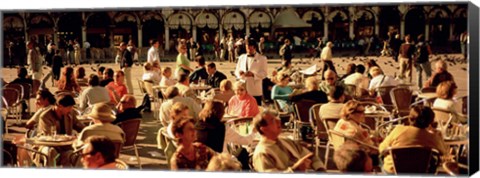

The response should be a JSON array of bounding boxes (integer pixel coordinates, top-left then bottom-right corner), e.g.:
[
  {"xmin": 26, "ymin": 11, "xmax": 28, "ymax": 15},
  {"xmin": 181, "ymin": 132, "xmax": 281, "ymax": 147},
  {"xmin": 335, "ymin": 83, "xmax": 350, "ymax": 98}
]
[
  {"xmin": 449, "ymin": 22, "xmax": 454, "ymax": 41},
  {"xmin": 192, "ymin": 26, "xmax": 197, "ymax": 41},
  {"xmin": 324, "ymin": 21, "xmax": 329, "ymax": 41},
  {"xmin": 245, "ymin": 23, "xmax": 250, "ymax": 37},
  {"xmin": 137, "ymin": 24, "xmax": 143, "ymax": 48},
  {"xmin": 53, "ymin": 26, "xmax": 58, "ymax": 46},
  {"xmin": 349, "ymin": 20, "xmax": 355, "ymax": 39},
  {"xmin": 219, "ymin": 25, "xmax": 223, "ymax": 42},
  {"xmin": 425, "ymin": 23, "xmax": 430, "ymax": 41},
  {"xmin": 81, "ymin": 26, "xmax": 87, "ymax": 45},
  {"xmin": 165, "ymin": 25, "xmax": 170, "ymax": 51},
  {"xmin": 400, "ymin": 20, "xmax": 405, "ymax": 39},
  {"xmin": 375, "ymin": 22, "xmax": 380, "ymax": 36}
]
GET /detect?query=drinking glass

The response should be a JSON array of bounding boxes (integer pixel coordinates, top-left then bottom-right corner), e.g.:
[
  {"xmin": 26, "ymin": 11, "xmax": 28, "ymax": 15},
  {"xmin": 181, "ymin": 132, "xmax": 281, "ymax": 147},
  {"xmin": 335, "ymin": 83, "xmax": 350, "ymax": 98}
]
[{"xmin": 50, "ymin": 127, "xmax": 57, "ymax": 137}]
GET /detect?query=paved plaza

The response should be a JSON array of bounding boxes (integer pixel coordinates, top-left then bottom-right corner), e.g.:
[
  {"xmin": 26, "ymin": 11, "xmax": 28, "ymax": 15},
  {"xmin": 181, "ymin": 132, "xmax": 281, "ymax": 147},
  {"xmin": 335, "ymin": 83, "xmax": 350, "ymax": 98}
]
[{"xmin": 1, "ymin": 53, "xmax": 469, "ymax": 171}]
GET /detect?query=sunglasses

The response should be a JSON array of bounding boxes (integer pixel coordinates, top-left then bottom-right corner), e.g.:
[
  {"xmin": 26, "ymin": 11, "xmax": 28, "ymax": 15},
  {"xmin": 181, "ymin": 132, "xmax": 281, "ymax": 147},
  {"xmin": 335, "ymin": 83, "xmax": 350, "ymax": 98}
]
[{"xmin": 326, "ymin": 78, "xmax": 334, "ymax": 80}]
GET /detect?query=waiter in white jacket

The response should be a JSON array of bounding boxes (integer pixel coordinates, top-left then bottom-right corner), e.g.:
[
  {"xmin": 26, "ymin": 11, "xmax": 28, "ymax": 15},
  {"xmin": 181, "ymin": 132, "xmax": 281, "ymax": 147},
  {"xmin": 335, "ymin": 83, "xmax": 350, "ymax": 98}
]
[{"xmin": 235, "ymin": 38, "xmax": 268, "ymax": 105}]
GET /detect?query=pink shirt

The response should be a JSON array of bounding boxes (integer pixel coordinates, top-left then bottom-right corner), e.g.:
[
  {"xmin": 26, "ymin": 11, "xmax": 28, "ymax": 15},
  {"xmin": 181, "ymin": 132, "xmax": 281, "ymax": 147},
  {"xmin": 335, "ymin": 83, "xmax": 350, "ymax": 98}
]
[
  {"xmin": 228, "ymin": 94, "xmax": 260, "ymax": 118},
  {"xmin": 107, "ymin": 82, "xmax": 128, "ymax": 104}
]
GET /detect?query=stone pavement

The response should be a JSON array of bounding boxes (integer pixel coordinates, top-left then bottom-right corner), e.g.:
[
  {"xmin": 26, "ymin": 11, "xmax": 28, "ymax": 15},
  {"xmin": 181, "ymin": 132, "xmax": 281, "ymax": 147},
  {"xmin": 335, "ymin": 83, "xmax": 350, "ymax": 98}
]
[{"xmin": 1, "ymin": 53, "xmax": 469, "ymax": 171}]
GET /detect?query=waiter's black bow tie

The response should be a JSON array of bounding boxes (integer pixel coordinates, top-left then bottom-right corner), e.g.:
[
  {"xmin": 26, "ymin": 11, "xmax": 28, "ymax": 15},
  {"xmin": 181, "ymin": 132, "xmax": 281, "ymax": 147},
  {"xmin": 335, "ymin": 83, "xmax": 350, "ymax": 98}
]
[{"xmin": 247, "ymin": 54, "xmax": 254, "ymax": 57}]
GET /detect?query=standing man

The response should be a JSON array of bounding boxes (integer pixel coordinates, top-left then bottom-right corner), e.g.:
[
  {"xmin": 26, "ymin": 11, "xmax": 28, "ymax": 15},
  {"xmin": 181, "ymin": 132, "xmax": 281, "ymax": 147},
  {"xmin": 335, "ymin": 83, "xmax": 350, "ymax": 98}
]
[
  {"xmin": 414, "ymin": 34, "xmax": 432, "ymax": 90},
  {"xmin": 279, "ymin": 39, "xmax": 292, "ymax": 64},
  {"xmin": 390, "ymin": 33, "xmax": 402, "ymax": 62},
  {"xmin": 27, "ymin": 40, "xmax": 43, "ymax": 80},
  {"xmin": 258, "ymin": 37, "xmax": 265, "ymax": 55},
  {"xmin": 235, "ymin": 38, "xmax": 268, "ymax": 105},
  {"xmin": 66, "ymin": 40, "xmax": 74, "ymax": 65},
  {"xmin": 315, "ymin": 37, "xmax": 324, "ymax": 60},
  {"xmin": 398, "ymin": 35, "xmax": 415, "ymax": 82},
  {"xmin": 147, "ymin": 39, "xmax": 161, "ymax": 65},
  {"xmin": 84, "ymin": 41, "xmax": 91, "ymax": 64},
  {"xmin": 459, "ymin": 31, "xmax": 468, "ymax": 61},
  {"xmin": 119, "ymin": 42, "xmax": 134, "ymax": 95}
]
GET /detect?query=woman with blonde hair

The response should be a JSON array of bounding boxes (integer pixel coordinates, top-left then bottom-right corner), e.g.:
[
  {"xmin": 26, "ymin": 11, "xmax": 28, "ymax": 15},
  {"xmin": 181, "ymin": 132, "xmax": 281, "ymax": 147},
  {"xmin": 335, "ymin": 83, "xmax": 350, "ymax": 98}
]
[
  {"xmin": 227, "ymin": 81, "xmax": 260, "ymax": 118},
  {"xmin": 206, "ymin": 153, "xmax": 243, "ymax": 171},
  {"xmin": 333, "ymin": 100, "xmax": 375, "ymax": 150},
  {"xmin": 432, "ymin": 81, "xmax": 466, "ymax": 123}
]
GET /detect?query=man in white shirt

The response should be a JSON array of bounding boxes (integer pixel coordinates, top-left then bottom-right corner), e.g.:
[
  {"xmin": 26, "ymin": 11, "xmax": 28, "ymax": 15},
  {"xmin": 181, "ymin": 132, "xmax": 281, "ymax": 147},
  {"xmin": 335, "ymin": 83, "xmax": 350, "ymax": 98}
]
[
  {"xmin": 368, "ymin": 66, "xmax": 398, "ymax": 93},
  {"xmin": 252, "ymin": 110, "xmax": 325, "ymax": 172},
  {"xmin": 159, "ymin": 86, "xmax": 201, "ymax": 127},
  {"xmin": 147, "ymin": 39, "xmax": 161, "ymax": 65},
  {"xmin": 235, "ymin": 38, "xmax": 268, "ymax": 105},
  {"xmin": 343, "ymin": 64, "xmax": 370, "ymax": 95},
  {"xmin": 79, "ymin": 74, "xmax": 110, "ymax": 111}
]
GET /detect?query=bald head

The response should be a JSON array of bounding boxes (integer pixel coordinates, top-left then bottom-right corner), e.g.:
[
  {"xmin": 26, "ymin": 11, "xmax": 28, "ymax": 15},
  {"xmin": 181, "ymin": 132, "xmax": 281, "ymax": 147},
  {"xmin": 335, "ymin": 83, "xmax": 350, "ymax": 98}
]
[{"xmin": 324, "ymin": 70, "xmax": 337, "ymax": 85}]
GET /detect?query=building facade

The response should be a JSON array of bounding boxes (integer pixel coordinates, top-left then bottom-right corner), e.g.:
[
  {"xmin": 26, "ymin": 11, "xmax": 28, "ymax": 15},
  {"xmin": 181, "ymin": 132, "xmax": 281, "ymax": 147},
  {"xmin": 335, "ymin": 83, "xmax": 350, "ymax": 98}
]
[{"xmin": 3, "ymin": 4, "xmax": 468, "ymax": 54}]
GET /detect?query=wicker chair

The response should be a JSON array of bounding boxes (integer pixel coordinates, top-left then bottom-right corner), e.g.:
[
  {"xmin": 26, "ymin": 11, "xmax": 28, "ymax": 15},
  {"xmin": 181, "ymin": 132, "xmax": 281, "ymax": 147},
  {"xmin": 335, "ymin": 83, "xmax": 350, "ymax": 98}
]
[
  {"xmin": 390, "ymin": 87, "xmax": 413, "ymax": 117},
  {"xmin": 117, "ymin": 119, "xmax": 142, "ymax": 169},
  {"xmin": 380, "ymin": 145, "xmax": 440, "ymax": 174}
]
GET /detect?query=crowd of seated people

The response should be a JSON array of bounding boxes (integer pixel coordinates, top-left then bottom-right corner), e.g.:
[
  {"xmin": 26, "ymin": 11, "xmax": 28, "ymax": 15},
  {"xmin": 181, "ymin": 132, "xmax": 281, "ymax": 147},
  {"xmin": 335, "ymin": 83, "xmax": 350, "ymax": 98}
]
[{"xmin": 3, "ymin": 35, "xmax": 467, "ymax": 175}]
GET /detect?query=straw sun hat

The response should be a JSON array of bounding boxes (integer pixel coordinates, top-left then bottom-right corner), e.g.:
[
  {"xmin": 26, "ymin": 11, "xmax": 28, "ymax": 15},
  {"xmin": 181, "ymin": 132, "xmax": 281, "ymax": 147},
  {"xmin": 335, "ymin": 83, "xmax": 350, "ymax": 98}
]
[{"xmin": 87, "ymin": 102, "xmax": 116, "ymax": 122}]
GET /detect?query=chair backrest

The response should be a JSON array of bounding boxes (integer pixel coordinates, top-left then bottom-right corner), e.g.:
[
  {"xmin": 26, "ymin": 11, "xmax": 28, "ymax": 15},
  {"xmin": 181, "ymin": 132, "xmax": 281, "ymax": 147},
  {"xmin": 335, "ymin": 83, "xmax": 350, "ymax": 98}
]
[
  {"xmin": 31, "ymin": 79, "xmax": 41, "ymax": 97},
  {"xmin": 322, "ymin": 117, "xmax": 340, "ymax": 146},
  {"xmin": 309, "ymin": 103, "xmax": 328, "ymax": 140},
  {"xmin": 116, "ymin": 119, "xmax": 142, "ymax": 147},
  {"xmin": 376, "ymin": 85, "xmax": 396, "ymax": 105},
  {"xmin": 143, "ymin": 81, "xmax": 155, "ymax": 97},
  {"xmin": 382, "ymin": 145, "xmax": 440, "ymax": 174},
  {"xmin": 5, "ymin": 83, "xmax": 24, "ymax": 101},
  {"xmin": 431, "ymin": 107, "xmax": 454, "ymax": 137},
  {"xmin": 17, "ymin": 83, "xmax": 32, "ymax": 100},
  {"xmin": 2, "ymin": 88, "xmax": 20, "ymax": 108},
  {"xmin": 442, "ymin": 161, "xmax": 459, "ymax": 176},
  {"xmin": 293, "ymin": 99, "xmax": 318, "ymax": 123},
  {"xmin": 137, "ymin": 79, "xmax": 147, "ymax": 95},
  {"xmin": 390, "ymin": 87, "xmax": 412, "ymax": 116}
]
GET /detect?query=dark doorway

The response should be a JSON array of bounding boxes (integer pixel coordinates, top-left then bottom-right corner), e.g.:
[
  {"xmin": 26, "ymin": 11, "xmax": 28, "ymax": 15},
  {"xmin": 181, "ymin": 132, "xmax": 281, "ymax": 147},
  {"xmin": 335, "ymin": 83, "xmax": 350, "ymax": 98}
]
[
  {"xmin": 86, "ymin": 12, "xmax": 111, "ymax": 48},
  {"xmin": 57, "ymin": 12, "xmax": 82, "ymax": 44},
  {"xmin": 379, "ymin": 6, "xmax": 401, "ymax": 40},
  {"xmin": 405, "ymin": 8, "xmax": 426, "ymax": 41},
  {"xmin": 142, "ymin": 19, "xmax": 164, "ymax": 47}
]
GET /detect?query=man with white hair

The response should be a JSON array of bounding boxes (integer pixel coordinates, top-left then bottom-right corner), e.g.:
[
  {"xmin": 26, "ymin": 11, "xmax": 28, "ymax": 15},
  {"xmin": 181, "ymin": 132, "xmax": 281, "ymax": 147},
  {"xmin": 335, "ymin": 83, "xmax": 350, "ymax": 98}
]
[
  {"xmin": 252, "ymin": 110, "xmax": 325, "ymax": 172},
  {"xmin": 368, "ymin": 66, "xmax": 398, "ymax": 94},
  {"xmin": 423, "ymin": 60, "xmax": 454, "ymax": 89}
]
